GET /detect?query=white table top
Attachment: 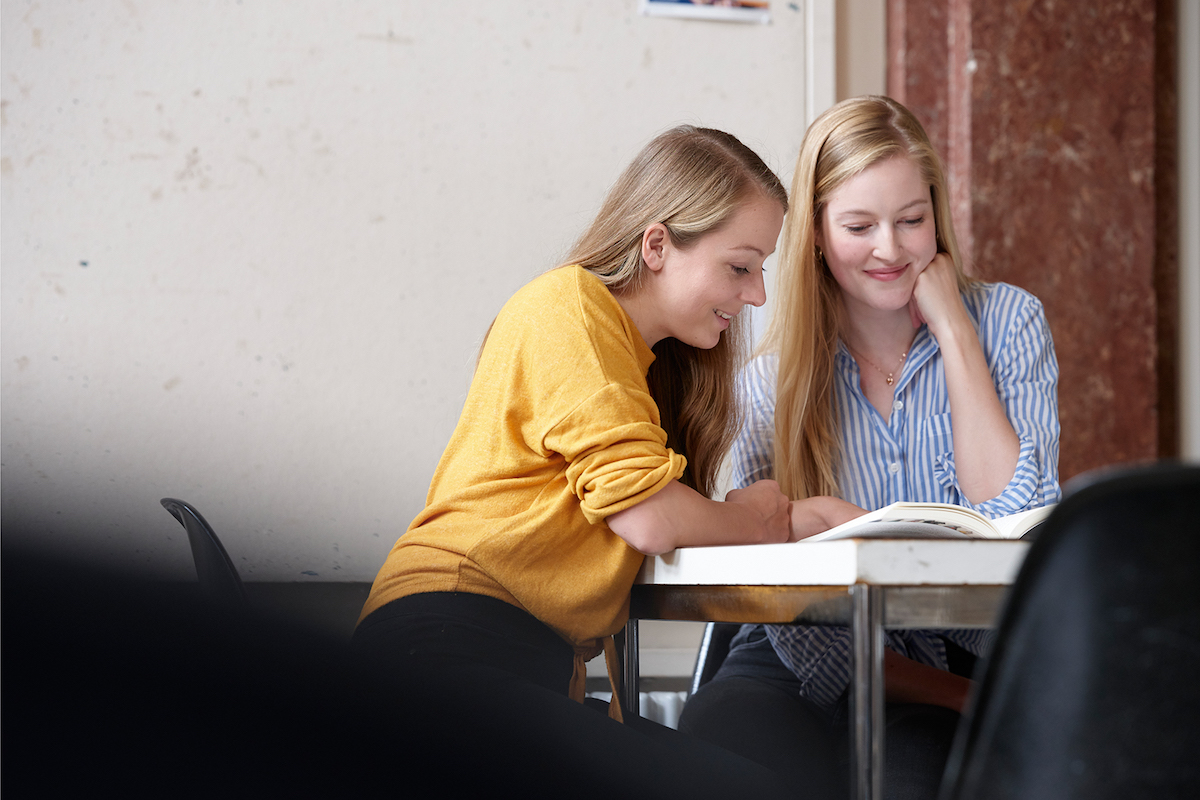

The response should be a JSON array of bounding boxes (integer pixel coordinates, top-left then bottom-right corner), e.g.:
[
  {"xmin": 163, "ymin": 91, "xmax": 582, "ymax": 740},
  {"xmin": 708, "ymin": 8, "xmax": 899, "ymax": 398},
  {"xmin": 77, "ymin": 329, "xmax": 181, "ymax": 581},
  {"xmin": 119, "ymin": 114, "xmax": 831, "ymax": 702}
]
[{"xmin": 636, "ymin": 538, "xmax": 1030, "ymax": 588}]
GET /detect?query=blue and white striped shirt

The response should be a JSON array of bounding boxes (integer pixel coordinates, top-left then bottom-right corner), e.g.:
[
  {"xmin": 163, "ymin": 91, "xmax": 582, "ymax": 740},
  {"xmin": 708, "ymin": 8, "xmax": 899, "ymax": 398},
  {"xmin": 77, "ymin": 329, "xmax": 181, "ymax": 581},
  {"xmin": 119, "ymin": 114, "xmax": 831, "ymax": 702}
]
[{"xmin": 731, "ymin": 281, "xmax": 1061, "ymax": 712}]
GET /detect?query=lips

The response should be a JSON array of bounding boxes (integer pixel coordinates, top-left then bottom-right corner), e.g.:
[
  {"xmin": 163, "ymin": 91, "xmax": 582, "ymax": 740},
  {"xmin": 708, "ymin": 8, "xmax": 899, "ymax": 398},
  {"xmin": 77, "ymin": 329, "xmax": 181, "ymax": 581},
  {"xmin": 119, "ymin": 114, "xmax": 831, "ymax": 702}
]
[{"xmin": 865, "ymin": 264, "xmax": 909, "ymax": 282}]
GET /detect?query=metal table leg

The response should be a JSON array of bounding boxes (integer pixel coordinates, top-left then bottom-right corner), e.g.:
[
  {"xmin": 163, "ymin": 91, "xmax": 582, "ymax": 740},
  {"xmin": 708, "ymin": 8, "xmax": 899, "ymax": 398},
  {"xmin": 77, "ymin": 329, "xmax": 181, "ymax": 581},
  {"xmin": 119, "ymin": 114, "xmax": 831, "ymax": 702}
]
[
  {"xmin": 850, "ymin": 584, "xmax": 885, "ymax": 800},
  {"xmin": 621, "ymin": 619, "xmax": 640, "ymax": 718}
]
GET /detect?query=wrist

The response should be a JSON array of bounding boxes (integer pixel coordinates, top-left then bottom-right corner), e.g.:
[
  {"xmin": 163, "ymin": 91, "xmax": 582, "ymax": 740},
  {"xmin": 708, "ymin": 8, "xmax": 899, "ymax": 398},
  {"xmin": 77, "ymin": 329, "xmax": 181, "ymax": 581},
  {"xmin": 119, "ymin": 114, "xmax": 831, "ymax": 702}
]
[
  {"xmin": 927, "ymin": 311, "xmax": 972, "ymax": 354},
  {"xmin": 920, "ymin": 285, "xmax": 969, "ymax": 337}
]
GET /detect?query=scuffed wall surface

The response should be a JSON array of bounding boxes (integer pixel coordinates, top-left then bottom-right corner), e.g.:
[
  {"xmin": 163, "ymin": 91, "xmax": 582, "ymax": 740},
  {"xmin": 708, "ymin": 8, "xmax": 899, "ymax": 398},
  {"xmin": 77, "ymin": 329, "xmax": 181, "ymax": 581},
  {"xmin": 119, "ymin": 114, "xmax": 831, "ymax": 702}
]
[{"xmin": 2, "ymin": 2, "xmax": 812, "ymax": 579}]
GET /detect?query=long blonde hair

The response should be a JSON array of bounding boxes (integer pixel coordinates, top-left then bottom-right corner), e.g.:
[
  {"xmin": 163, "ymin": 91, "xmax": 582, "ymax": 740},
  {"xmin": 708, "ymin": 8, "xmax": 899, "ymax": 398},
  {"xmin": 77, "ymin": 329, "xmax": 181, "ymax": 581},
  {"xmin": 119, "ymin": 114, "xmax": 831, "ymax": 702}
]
[
  {"xmin": 566, "ymin": 125, "xmax": 788, "ymax": 498},
  {"xmin": 762, "ymin": 96, "xmax": 968, "ymax": 500}
]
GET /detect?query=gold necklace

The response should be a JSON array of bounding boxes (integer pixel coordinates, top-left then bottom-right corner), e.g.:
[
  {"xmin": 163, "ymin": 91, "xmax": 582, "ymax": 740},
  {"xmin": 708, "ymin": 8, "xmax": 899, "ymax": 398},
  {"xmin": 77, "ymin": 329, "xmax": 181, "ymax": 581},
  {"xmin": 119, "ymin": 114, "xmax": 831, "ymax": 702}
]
[{"xmin": 848, "ymin": 345, "xmax": 908, "ymax": 387}]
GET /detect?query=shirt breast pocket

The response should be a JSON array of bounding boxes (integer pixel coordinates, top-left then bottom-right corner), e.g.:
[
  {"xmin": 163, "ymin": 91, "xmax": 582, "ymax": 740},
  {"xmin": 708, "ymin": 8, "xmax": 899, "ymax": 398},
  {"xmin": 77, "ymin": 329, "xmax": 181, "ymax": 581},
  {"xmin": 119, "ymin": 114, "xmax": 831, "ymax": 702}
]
[
  {"xmin": 922, "ymin": 412, "xmax": 958, "ymax": 494},
  {"xmin": 921, "ymin": 413, "xmax": 954, "ymax": 458}
]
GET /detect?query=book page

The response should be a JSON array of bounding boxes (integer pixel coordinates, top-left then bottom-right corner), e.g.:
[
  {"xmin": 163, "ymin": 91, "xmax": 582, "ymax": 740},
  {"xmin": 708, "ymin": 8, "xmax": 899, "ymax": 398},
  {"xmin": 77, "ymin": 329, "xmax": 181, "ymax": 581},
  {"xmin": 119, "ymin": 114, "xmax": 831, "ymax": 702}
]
[
  {"xmin": 989, "ymin": 505, "xmax": 1056, "ymax": 539},
  {"xmin": 877, "ymin": 502, "xmax": 995, "ymax": 537},
  {"xmin": 802, "ymin": 501, "xmax": 1058, "ymax": 542},
  {"xmin": 815, "ymin": 520, "xmax": 980, "ymax": 541}
]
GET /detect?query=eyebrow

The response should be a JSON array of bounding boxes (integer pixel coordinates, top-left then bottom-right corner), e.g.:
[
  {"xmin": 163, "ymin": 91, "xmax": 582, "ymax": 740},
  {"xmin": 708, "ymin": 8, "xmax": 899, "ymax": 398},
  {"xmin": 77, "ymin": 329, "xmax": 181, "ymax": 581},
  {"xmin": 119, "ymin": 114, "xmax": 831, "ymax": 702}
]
[
  {"xmin": 834, "ymin": 197, "xmax": 931, "ymax": 218},
  {"xmin": 729, "ymin": 244, "xmax": 767, "ymax": 257}
]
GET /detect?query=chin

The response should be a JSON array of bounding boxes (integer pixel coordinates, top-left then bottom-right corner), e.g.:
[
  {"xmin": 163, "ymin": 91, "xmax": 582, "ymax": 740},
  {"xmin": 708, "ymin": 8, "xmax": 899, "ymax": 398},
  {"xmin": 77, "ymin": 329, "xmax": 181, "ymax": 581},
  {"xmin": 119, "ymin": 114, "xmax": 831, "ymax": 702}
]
[
  {"xmin": 869, "ymin": 288, "xmax": 915, "ymax": 311},
  {"xmin": 680, "ymin": 334, "xmax": 722, "ymax": 350}
]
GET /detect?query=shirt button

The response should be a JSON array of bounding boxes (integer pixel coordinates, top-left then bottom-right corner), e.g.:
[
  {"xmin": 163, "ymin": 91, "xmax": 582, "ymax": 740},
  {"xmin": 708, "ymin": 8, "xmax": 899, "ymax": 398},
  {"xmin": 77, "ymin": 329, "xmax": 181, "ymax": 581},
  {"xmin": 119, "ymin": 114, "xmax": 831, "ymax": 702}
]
[
  {"xmin": 889, "ymin": 462, "xmax": 901, "ymax": 474},
  {"xmin": 892, "ymin": 400, "xmax": 904, "ymax": 412}
]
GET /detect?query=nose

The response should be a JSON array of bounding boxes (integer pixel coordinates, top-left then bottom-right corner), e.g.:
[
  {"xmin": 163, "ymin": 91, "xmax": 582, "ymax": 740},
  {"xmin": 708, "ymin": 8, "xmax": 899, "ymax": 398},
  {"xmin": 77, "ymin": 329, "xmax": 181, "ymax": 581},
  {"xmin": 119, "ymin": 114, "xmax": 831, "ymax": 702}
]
[
  {"xmin": 874, "ymin": 225, "xmax": 901, "ymax": 263},
  {"xmin": 744, "ymin": 269, "xmax": 767, "ymax": 307}
]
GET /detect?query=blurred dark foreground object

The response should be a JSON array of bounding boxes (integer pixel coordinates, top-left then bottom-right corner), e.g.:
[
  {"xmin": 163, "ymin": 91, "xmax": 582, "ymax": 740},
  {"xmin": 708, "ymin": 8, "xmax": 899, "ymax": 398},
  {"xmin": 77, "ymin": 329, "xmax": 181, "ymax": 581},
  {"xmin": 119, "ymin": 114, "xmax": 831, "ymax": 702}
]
[
  {"xmin": 1, "ymin": 545, "xmax": 783, "ymax": 799},
  {"xmin": 6, "ymin": 546, "xmax": 678, "ymax": 798},
  {"xmin": 1, "ymin": 547, "xmax": 413, "ymax": 798},
  {"xmin": 4, "ymin": 546, "xmax": 624, "ymax": 797},
  {"xmin": 940, "ymin": 462, "xmax": 1200, "ymax": 800}
]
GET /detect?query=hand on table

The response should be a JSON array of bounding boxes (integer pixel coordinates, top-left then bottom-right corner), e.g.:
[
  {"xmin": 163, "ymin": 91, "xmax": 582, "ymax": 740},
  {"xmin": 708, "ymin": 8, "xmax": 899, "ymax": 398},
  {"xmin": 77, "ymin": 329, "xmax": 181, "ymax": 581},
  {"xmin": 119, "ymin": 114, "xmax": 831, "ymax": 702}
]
[
  {"xmin": 789, "ymin": 496, "xmax": 867, "ymax": 541},
  {"xmin": 724, "ymin": 480, "xmax": 792, "ymax": 544}
]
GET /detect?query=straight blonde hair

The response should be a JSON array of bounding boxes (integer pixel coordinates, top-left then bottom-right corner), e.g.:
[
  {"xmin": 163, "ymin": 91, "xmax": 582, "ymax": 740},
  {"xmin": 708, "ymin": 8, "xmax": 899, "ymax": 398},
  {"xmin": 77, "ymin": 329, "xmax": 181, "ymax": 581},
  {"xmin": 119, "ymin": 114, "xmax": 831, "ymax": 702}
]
[
  {"xmin": 565, "ymin": 125, "xmax": 788, "ymax": 498},
  {"xmin": 761, "ymin": 96, "xmax": 969, "ymax": 500}
]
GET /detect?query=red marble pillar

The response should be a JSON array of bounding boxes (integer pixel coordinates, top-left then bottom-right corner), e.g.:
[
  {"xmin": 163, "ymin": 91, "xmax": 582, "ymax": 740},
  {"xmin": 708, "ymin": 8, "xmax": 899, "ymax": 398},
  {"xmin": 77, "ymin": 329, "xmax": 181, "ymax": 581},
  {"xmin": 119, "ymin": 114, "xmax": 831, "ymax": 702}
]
[
  {"xmin": 888, "ymin": 0, "xmax": 1178, "ymax": 482},
  {"xmin": 887, "ymin": 0, "xmax": 949, "ymax": 154}
]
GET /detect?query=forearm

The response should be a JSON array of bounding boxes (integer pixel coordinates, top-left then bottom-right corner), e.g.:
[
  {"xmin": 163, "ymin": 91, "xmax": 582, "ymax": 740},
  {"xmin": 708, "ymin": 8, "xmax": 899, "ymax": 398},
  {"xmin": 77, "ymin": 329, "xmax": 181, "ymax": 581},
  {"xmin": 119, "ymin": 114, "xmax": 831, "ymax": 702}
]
[
  {"xmin": 884, "ymin": 648, "xmax": 971, "ymax": 713},
  {"xmin": 790, "ymin": 496, "xmax": 866, "ymax": 540},
  {"xmin": 606, "ymin": 479, "xmax": 790, "ymax": 555},
  {"xmin": 936, "ymin": 318, "xmax": 1020, "ymax": 505}
]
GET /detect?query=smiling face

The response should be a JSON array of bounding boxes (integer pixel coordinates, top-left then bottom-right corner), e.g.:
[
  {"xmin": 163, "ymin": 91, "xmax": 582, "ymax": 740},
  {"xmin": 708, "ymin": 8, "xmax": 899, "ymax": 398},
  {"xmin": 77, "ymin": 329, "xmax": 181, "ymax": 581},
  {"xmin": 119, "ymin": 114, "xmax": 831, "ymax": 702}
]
[
  {"xmin": 817, "ymin": 155, "xmax": 938, "ymax": 317},
  {"xmin": 636, "ymin": 192, "xmax": 785, "ymax": 349}
]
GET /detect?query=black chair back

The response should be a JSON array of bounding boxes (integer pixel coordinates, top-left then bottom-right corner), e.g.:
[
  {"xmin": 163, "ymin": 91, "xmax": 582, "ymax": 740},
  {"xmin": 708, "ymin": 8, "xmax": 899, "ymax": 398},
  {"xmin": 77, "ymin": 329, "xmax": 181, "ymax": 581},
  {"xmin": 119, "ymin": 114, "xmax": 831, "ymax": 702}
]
[
  {"xmin": 940, "ymin": 463, "xmax": 1200, "ymax": 799},
  {"xmin": 161, "ymin": 498, "xmax": 248, "ymax": 609}
]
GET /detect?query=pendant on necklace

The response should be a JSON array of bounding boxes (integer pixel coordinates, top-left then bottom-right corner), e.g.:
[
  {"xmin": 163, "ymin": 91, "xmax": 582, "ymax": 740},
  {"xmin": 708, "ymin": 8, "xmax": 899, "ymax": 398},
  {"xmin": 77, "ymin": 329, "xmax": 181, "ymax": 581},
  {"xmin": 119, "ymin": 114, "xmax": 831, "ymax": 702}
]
[{"xmin": 848, "ymin": 344, "xmax": 907, "ymax": 389}]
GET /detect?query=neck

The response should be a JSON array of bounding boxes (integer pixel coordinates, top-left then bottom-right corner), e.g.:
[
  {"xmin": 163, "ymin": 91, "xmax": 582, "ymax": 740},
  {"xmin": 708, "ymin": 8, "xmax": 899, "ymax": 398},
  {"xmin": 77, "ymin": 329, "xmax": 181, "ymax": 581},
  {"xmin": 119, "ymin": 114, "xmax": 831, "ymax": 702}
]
[
  {"xmin": 839, "ymin": 302, "xmax": 917, "ymax": 360},
  {"xmin": 611, "ymin": 286, "xmax": 662, "ymax": 349}
]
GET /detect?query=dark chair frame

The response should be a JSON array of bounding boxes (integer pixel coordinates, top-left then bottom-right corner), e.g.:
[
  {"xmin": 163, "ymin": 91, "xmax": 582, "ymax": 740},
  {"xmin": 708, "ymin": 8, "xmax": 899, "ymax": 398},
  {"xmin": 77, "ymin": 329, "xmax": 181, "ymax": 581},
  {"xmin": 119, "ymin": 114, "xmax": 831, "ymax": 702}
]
[
  {"xmin": 689, "ymin": 621, "xmax": 742, "ymax": 695},
  {"xmin": 161, "ymin": 497, "xmax": 248, "ymax": 609}
]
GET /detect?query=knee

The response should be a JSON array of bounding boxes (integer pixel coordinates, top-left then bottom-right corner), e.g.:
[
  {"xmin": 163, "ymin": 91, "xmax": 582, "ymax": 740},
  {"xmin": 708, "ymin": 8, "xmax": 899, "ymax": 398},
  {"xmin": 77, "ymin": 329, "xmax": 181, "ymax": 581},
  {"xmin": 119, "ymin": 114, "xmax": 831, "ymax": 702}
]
[
  {"xmin": 679, "ymin": 677, "xmax": 780, "ymax": 737},
  {"xmin": 682, "ymin": 678, "xmax": 849, "ymax": 799}
]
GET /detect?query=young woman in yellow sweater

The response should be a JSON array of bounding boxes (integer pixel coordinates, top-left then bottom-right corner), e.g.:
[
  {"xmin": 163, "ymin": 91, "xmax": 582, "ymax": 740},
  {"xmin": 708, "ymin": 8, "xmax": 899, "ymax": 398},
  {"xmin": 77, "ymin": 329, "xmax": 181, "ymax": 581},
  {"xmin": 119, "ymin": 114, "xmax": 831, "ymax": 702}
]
[{"xmin": 352, "ymin": 126, "xmax": 861, "ymax": 797}]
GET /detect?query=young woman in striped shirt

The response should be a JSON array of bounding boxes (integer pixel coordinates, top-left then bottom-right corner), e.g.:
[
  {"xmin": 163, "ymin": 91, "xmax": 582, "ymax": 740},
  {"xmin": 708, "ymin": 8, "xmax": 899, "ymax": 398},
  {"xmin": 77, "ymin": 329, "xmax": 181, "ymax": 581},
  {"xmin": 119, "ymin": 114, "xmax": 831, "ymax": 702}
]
[{"xmin": 679, "ymin": 96, "xmax": 1061, "ymax": 799}]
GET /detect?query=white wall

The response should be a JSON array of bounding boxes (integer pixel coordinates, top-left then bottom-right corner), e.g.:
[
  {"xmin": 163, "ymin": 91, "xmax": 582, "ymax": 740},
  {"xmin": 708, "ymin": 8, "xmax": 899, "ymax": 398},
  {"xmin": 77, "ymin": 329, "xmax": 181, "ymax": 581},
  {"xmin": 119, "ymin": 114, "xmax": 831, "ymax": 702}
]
[
  {"xmin": 837, "ymin": 0, "xmax": 886, "ymax": 101},
  {"xmin": 2, "ymin": 1, "xmax": 829, "ymax": 580}
]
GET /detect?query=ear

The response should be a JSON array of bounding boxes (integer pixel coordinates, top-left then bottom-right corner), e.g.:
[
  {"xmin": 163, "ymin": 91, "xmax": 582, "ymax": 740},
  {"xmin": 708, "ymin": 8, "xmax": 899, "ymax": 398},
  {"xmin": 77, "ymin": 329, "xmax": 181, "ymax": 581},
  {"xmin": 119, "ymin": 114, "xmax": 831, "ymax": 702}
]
[{"xmin": 641, "ymin": 223, "xmax": 669, "ymax": 273}]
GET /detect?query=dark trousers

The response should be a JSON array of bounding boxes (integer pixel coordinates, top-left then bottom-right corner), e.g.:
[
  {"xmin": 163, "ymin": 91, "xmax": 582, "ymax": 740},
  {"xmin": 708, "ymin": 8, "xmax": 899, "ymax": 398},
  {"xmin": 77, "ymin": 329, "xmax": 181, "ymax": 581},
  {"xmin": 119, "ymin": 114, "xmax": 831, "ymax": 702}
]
[
  {"xmin": 351, "ymin": 593, "xmax": 796, "ymax": 799},
  {"xmin": 678, "ymin": 625, "xmax": 961, "ymax": 800}
]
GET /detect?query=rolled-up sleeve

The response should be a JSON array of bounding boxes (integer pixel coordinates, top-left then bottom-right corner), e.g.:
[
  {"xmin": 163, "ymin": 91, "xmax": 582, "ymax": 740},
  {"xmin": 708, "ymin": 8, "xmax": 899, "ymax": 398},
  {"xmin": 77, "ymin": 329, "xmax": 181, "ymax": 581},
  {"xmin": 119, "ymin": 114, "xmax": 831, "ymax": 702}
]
[
  {"xmin": 766, "ymin": 624, "xmax": 854, "ymax": 713},
  {"xmin": 550, "ymin": 383, "xmax": 688, "ymax": 525}
]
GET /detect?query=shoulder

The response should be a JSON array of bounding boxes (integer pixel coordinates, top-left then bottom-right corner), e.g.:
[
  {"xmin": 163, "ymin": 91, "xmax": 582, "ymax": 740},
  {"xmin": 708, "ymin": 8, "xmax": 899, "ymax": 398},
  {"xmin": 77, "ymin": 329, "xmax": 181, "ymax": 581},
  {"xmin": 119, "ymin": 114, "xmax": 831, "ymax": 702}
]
[
  {"xmin": 962, "ymin": 281, "xmax": 1049, "ymax": 335},
  {"xmin": 501, "ymin": 266, "xmax": 627, "ymax": 328},
  {"xmin": 494, "ymin": 267, "xmax": 611, "ymax": 337},
  {"xmin": 488, "ymin": 266, "xmax": 650, "ymax": 386},
  {"xmin": 960, "ymin": 282, "xmax": 1055, "ymax": 372},
  {"xmin": 746, "ymin": 351, "xmax": 780, "ymax": 383},
  {"xmin": 502, "ymin": 265, "xmax": 589, "ymax": 310},
  {"xmin": 962, "ymin": 281, "xmax": 1045, "ymax": 317},
  {"xmin": 736, "ymin": 351, "xmax": 780, "ymax": 409}
]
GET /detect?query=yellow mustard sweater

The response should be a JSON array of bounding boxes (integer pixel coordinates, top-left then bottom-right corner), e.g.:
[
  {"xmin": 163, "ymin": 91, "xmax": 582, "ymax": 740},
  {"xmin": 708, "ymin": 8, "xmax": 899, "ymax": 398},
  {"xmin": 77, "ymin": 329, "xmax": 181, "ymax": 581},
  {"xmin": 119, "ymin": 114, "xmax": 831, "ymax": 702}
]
[{"xmin": 359, "ymin": 266, "xmax": 687, "ymax": 662}]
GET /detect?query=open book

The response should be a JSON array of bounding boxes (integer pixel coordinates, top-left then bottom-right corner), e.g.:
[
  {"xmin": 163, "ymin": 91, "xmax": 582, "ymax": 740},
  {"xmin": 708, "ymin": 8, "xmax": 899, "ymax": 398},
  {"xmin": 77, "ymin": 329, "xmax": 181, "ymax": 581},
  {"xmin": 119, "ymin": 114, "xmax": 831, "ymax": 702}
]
[{"xmin": 805, "ymin": 502, "xmax": 1056, "ymax": 542}]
